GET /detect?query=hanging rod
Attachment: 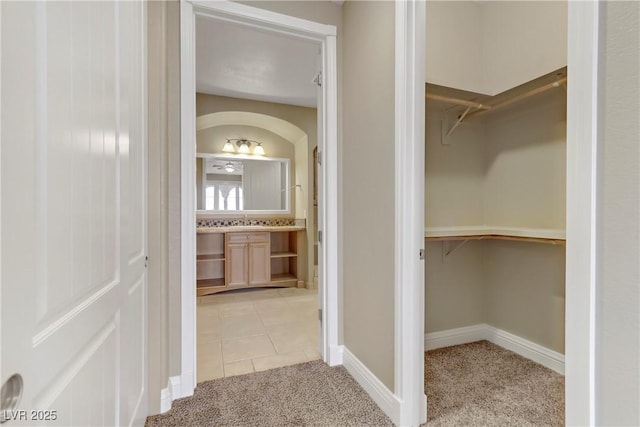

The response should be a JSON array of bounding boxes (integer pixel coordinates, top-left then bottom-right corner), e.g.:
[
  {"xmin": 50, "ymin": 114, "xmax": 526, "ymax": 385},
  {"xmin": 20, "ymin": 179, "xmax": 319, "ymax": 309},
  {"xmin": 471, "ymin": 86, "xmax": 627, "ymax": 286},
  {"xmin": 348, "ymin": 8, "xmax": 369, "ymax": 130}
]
[
  {"xmin": 464, "ymin": 77, "xmax": 568, "ymax": 121},
  {"xmin": 425, "ymin": 93, "xmax": 492, "ymax": 110}
]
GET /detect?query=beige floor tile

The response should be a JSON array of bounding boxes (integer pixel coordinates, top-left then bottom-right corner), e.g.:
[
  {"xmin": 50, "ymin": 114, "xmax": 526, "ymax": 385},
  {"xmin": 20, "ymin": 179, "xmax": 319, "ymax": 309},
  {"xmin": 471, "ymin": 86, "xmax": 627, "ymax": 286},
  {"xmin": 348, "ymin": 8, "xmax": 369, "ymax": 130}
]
[
  {"xmin": 284, "ymin": 294, "xmax": 318, "ymax": 305},
  {"xmin": 252, "ymin": 351, "xmax": 308, "ymax": 372},
  {"xmin": 197, "ymin": 314, "xmax": 220, "ymax": 335},
  {"xmin": 224, "ymin": 360, "xmax": 254, "ymax": 377},
  {"xmin": 220, "ymin": 313, "xmax": 265, "ymax": 339},
  {"xmin": 197, "ymin": 358, "xmax": 224, "ymax": 383},
  {"xmin": 217, "ymin": 301, "xmax": 256, "ymax": 318},
  {"xmin": 267, "ymin": 325, "xmax": 316, "ymax": 354},
  {"xmin": 253, "ymin": 298, "xmax": 289, "ymax": 314},
  {"xmin": 248, "ymin": 288, "xmax": 283, "ymax": 301},
  {"xmin": 304, "ymin": 347, "xmax": 322, "ymax": 361},
  {"xmin": 197, "ymin": 340, "xmax": 223, "ymax": 383},
  {"xmin": 258, "ymin": 309, "xmax": 306, "ymax": 326},
  {"xmin": 277, "ymin": 288, "xmax": 315, "ymax": 297},
  {"xmin": 198, "ymin": 330, "xmax": 220, "ymax": 344},
  {"xmin": 221, "ymin": 334, "xmax": 276, "ymax": 363}
]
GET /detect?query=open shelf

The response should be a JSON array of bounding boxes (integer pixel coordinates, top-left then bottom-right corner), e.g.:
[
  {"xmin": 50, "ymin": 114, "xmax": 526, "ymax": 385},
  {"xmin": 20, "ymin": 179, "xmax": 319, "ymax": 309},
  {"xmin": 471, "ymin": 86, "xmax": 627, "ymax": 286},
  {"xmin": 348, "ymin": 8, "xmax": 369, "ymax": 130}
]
[
  {"xmin": 270, "ymin": 273, "xmax": 298, "ymax": 284},
  {"xmin": 197, "ymin": 277, "xmax": 225, "ymax": 288},
  {"xmin": 270, "ymin": 251, "xmax": 298, "ymax": 259},
  {"xmin": 197, "ymin": 253, "xmax": 225, "ymax": 261},
  {"xmin": 425, "ymin": 226, "xmax": 566, "ymax": 245}
]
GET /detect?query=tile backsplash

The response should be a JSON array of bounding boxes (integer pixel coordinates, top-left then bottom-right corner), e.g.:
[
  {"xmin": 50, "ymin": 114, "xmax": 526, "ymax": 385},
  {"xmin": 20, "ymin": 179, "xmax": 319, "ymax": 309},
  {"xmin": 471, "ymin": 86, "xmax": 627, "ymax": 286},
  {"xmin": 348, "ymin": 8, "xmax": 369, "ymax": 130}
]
[{"xmin": 197, "ymin": 217, "xmax": 305, "ymax": 228}]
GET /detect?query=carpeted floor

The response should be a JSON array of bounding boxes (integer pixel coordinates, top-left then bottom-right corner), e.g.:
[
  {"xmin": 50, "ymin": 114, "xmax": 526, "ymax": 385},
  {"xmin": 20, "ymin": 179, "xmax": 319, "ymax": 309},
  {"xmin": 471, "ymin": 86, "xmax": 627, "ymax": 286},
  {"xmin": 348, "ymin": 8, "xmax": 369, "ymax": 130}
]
[
  {"xmin": 425, "ymin": 340, "xmax": 564, "ymax": 426},
  {"xmin": 147, "ymin": 340, "xmax": 564, "ymax": 426},
  {"xmin": 145, "ymin": 360, "xmax": 393, "ymax": 427}
]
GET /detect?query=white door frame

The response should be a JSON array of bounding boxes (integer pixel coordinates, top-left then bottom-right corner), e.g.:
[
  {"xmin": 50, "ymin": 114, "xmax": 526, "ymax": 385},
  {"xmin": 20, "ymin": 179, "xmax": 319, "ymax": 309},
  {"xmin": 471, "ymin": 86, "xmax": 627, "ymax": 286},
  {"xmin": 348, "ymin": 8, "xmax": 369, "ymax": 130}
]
[
  {"xmin": 395, "ymin": 1, "xmax": 426, "ymax": 425},
  {"xmin": 565, "ymin": 2, "xmax": 600, "ymax": 425},
  {"xmin": 178, "ymin": 0, "xmax": 338, "ymax": 398}
]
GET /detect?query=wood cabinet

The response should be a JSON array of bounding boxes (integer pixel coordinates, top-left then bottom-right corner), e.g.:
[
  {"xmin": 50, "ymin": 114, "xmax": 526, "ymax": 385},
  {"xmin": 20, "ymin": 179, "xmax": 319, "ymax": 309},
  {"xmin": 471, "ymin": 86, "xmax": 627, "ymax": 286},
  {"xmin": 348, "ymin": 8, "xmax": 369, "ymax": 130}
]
[
  {"xmin": 225, "ymin": 232, "xmax": 270, "ymax": 287},
  {"xmin": 196, "ymin": 228, "xmax": 302, "ymax": 296}
]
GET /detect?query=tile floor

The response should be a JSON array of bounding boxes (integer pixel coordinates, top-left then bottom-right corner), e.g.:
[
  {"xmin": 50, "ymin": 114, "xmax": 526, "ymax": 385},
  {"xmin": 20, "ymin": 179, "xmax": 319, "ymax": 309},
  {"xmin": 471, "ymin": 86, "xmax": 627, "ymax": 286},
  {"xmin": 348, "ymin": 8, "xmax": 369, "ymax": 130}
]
[{"xmin": 197, "ymin": 287, "xmax": 320, "ymax": 383}]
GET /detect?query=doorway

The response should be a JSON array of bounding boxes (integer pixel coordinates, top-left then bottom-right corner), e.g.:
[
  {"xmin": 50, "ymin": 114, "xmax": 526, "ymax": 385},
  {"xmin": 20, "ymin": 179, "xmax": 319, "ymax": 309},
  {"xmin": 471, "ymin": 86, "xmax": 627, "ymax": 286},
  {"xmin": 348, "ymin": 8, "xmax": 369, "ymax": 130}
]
[{"xmin": 179, "ymin": 0, "xmax": 339, "ymax": 396}]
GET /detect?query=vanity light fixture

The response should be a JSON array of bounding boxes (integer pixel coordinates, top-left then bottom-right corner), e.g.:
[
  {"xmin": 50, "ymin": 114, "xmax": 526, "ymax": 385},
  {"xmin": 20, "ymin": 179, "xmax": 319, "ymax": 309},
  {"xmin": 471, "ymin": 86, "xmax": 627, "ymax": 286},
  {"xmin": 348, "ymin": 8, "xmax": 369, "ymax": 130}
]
[
  {"xmin": 253, "ymin": 142, "xmax": 265, "ymax": 156},
  {"xmin": 222, "ymin": 138, "xmax": 266, "ymax": 156},
  {"xmin": 222, "ymin": 140, "xmax": 235, "ymax": 153}
]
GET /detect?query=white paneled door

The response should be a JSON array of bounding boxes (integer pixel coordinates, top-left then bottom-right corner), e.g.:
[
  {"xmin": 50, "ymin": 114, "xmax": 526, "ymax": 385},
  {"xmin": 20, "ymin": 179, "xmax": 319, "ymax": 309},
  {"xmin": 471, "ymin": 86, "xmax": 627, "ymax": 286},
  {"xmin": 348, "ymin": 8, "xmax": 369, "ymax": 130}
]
[{"xmin": 1, "ymin": 2, "xmax": 147, "ymax": 426}]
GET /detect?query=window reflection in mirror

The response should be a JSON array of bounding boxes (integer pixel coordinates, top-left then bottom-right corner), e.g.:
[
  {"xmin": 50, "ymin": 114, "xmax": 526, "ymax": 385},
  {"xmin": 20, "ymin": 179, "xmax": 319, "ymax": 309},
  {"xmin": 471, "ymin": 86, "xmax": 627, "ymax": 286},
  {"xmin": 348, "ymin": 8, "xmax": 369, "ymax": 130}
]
[{"xmin": 196, "ymin": 154, "xmax": 290, "ymax": 213}]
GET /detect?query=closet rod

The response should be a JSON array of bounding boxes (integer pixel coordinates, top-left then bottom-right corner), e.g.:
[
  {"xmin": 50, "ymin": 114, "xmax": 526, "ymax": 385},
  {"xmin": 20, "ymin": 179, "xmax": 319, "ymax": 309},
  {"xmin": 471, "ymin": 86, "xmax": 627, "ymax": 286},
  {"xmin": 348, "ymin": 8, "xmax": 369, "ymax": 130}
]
[
  {"xmin": 465, "ymin": 77, "xmax": 568, "ymax": 121},
  {"xmin": 425, "ymin": 93, "xmax": 491, "ymax": 110}
]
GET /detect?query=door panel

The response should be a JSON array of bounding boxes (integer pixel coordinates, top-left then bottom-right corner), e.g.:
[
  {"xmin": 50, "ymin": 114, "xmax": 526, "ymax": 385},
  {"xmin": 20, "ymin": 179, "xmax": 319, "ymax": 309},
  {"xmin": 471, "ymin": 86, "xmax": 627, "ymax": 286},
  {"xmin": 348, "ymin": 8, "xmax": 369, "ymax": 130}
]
[
  {"xmin": 226, "ymin": 243, "xmax": 248, "ymax": 287},
  {"xmin": 248, "ymin": 242, "xmax": 271, "ymax": 285},
  {"xmin": 1, "ymin": 1, "xmax": 147, "ymax": 425}
]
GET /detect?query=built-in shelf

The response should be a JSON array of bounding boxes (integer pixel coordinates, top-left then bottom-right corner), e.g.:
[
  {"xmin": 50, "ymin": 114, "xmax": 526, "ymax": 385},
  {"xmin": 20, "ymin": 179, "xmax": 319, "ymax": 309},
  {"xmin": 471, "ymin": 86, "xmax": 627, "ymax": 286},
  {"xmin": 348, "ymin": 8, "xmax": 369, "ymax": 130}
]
[
  {"xmin": 270, "ymin": 251, "xmax": 298, "ymax": 259},
  {"xmin": 197, "ymin": 253, "xmax": 225, "ymax": 261},
  {"xmin": 196, "ymin": 278, "xmax": 225, "ymax": 288},
  {"xmin": 270, "ymin": 273, "xmax": 298, "ymax": 283},
  {"xmin": 425, "ymin": 226, "xmax": 566, "ymax": 245}
]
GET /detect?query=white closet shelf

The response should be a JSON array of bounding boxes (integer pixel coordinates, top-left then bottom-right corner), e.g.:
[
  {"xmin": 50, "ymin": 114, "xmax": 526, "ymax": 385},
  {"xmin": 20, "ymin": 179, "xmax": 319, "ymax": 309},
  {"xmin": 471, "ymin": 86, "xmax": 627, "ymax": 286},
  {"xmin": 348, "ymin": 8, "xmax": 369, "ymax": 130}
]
[{"xmin": 424, "ymin": 226, "xmax": 566, "ymax": 245}]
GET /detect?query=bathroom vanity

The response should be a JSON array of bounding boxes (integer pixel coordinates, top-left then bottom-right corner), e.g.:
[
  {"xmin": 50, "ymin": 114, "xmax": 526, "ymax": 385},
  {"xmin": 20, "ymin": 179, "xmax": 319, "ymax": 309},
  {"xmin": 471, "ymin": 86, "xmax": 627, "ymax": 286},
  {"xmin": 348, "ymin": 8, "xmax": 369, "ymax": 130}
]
[{"xmin": 196, "ymin": 225, "xmax": 305, "ymax": 296}]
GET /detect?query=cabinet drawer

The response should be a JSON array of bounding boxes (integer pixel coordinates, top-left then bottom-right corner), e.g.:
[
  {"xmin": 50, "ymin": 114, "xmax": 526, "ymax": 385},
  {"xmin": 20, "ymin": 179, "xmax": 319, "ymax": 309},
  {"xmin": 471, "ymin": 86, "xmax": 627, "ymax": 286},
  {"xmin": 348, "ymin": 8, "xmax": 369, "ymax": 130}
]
[{"xmin": 226, "ymin": 232, "xmax": 269, "ymax": 244}]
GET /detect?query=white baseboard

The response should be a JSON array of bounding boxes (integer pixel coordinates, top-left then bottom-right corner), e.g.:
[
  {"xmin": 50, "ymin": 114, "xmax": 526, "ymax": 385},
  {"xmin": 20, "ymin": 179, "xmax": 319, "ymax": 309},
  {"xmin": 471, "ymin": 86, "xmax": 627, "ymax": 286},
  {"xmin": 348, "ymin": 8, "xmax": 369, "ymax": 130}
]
[
  {"xmin": 424, "ymin": 324, "xmax": 565, "ymax": 374},
  {"xmin": 328, "ymin": 344, "xmax": 344, "ymax": 366},
  {"xmin": 342, "ymin": 347, "xmax": 401, "ymax": 425},
  {"xmin": 159, "ymin": 375, "xmax": 183, "ymax": 413},
  {"xmin": 424, "ymin": 324, "xmax": 487, "ymax": 351},
  {"xmin": 485, "ymin": 326, "xmax": 565, "ymax": 374}
]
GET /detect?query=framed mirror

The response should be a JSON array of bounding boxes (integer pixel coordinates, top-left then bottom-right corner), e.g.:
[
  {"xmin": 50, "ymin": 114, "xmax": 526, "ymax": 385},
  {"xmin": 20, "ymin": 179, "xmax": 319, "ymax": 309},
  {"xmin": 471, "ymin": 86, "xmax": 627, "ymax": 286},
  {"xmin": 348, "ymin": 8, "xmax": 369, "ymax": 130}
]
[{"xmin": 196, "ymin": 153, "xmax": 291, "ymax": 213}]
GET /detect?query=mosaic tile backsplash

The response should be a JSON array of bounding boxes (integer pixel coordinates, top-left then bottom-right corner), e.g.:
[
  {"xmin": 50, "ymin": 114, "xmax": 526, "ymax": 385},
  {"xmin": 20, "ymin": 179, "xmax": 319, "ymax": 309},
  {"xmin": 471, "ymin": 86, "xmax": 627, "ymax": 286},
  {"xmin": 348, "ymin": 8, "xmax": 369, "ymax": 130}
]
[{"xmin": 197, "ymin": 217, "xmax": 305, "ymax": 227}]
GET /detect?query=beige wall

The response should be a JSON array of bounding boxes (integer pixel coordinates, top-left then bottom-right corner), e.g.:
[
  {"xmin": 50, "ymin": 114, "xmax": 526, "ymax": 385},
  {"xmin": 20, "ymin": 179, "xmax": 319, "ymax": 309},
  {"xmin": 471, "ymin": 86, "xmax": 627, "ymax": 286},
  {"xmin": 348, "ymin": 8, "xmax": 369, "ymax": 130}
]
[
  {"xmin": 425, "ymin": 105, "xmax": 485, "ymax": 227},
  {"xmin": 484, "ymin": 241, "xmax": 565, "ymax": 353},
  {"xmin": 484, "ymin": 91, "xmax": 567, "ymax": 230},
  {"xmin": 425, "ymin": 241, "xmax": 485, "ymax": 332},
  {"xmin": 426, "ymin": 1, "xmax": 567, "ymax": 95},
  {"xmin": 596, "ymin": 1, "xmax": 640, "ymax": 424},
  {"xmin": 342, "ymin": 0, "xmax": 395, "ymax": 390}
]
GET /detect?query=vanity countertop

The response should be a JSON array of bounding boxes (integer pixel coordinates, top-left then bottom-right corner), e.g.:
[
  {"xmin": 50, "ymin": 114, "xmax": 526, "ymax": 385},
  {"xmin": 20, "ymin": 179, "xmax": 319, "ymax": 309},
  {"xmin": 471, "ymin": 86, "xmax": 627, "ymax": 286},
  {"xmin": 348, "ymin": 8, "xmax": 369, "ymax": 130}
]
[{"xmin": 196, "ymin": 225, "xmax": 306, "ymax": 234}]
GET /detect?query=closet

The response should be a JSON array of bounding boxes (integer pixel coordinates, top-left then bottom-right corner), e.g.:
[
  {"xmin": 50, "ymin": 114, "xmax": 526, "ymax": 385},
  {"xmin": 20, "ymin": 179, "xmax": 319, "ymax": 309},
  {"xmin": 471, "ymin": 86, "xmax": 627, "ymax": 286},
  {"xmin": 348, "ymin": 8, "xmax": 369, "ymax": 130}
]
[{"xmin": 424, "ymin": 1, "xmax": 568, "ymax": 372}]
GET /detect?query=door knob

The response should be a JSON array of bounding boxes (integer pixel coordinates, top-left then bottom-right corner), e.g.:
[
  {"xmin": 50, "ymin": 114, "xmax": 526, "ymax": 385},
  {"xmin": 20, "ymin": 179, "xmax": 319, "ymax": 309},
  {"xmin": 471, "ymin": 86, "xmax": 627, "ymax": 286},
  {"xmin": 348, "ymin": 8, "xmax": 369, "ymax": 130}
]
[{"xmin": 1, "ymin": 374, "xmax": 23, "ymax": 424}]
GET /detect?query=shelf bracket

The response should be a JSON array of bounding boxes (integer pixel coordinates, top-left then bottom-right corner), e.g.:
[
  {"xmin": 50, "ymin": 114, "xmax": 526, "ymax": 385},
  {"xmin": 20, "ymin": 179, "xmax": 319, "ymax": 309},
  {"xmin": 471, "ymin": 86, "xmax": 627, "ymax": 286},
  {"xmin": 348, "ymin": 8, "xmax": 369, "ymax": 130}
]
[
  {"xmin": 442, "ymin": 239, "xmax": 469, "ymax": 260},
  {"xmin": 441, "ymin": 106, "xmax": 473, "ymax": 144}
]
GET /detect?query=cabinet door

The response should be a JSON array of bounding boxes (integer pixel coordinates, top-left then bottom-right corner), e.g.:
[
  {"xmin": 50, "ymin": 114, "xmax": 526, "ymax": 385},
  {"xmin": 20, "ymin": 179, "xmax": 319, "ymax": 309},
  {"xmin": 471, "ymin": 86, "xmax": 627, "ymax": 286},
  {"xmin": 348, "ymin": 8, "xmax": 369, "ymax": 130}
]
[
  {"xmin": 248, "ymin": 241, "xmax": 271, "ymax": 285},
  {"xmin": 226, "ymin": 243, "xmax": 248, "ymax": 287}
]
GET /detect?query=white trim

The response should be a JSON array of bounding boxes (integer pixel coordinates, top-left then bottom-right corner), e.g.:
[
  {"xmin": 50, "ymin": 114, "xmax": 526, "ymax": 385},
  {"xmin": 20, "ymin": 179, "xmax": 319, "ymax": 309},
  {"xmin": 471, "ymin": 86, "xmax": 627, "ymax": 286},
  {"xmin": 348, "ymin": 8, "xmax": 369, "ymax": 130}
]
[
  {"xmin": 424, "ymin": 324, "xmax": 488, "ymax": 351},
  {"xmin": 329, "ymin": 344, "xmax": 344, "ymax": 365},
  {"xmin": 424, "ymin": 324, "xmax": 565, "ymax": 375},
  {"xmin": 342, "ymin": 347, "xmax": 402, "ymax": 425},
  {"xmin": 566, "ymin": 2, "xmax": 599, "ymax": 425},
  {"xmin": 486, "ymin": 326, "xmax": 565, "ymax": 375},
  {"xmin": 424, "ymin": 226, "xmax": 566, "ymax": 240},
  {"xmin": 180, "ymin": 0, "xmax": 197, "ymax": 400},
  {"xmin": 159, "ymin": 375, "xmax": 182, "ymax": 414},
  {"xmin": 179, "ymin": 0, "xmax": 340, "ymax": 403},
  {"xmin": 394, "ymin": 1, "xmax": 426, "ymax": 426}
]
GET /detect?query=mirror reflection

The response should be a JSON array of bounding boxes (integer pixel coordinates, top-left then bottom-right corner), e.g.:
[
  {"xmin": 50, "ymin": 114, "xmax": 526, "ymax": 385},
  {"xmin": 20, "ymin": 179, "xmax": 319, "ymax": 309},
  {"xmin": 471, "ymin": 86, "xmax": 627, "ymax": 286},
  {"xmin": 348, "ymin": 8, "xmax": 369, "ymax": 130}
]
[{"xmin": 196, "ymin": 154, "xmax": 290, "ymax": 212}]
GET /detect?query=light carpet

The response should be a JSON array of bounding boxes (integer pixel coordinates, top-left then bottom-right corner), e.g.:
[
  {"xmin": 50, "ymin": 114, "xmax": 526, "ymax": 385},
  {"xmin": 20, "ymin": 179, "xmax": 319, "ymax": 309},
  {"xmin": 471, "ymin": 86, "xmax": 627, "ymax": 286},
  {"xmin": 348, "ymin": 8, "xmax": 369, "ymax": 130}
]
[
  {"xmin": 425, "ymin": 340, "xmax": 565, "ymax": 426},
  {"xmin": 147, "ymin": 340, "xmax": 564, "ymax": 426},
  {"xmin": 145, "ymin": 360, "xmax": 393, "ymax": 427}
]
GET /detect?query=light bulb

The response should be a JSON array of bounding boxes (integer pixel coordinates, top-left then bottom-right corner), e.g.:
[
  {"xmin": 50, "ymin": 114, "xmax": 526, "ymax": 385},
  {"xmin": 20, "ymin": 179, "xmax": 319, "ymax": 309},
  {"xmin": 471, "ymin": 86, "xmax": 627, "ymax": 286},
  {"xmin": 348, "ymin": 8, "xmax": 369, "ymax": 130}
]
[
  {"xmin": 253, "ymin": 143, "xmax": 265, "ymax": 156},
  {"xmin": 222, "ymin": 140, "xmax": 235, "ymax": 153},
  {"xmin": 238, "ymin": 142, "xmax": 250, "ymax": 154},
  {"xmin": 224, "ymin": 162, "xmax": 235, "ymax": 173}
]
